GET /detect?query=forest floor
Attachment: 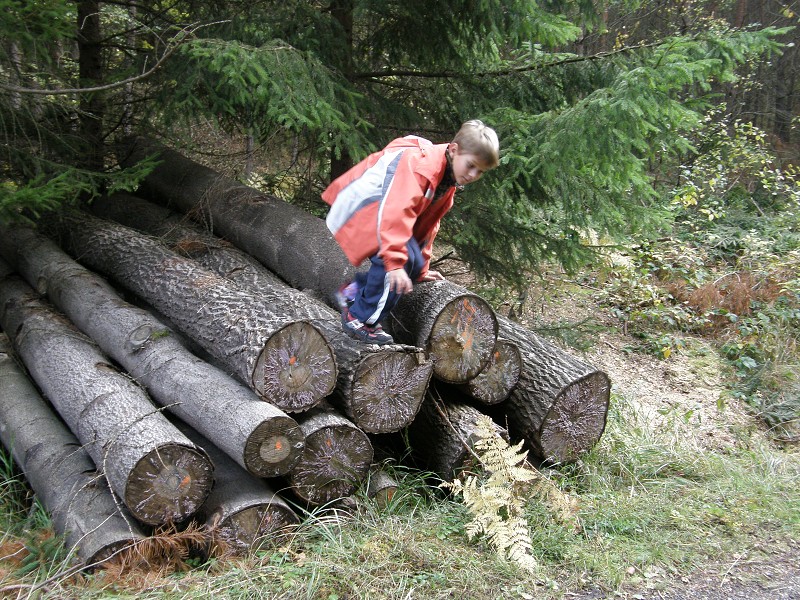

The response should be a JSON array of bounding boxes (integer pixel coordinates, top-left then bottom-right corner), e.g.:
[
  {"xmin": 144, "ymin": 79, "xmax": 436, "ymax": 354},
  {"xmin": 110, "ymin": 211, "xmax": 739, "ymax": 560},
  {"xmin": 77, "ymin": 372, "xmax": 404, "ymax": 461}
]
[{"xmin": 503, "ymin": 270, "xmax": 800, "ymax": 600}]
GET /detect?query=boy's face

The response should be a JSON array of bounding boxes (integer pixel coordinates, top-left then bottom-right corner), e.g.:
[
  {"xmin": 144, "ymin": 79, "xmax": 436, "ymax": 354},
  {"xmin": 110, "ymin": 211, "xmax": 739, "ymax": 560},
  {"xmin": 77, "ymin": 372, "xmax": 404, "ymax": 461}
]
[{"xmin": 449, "ymin": 143, "xmax": 492, "ymax": 186}]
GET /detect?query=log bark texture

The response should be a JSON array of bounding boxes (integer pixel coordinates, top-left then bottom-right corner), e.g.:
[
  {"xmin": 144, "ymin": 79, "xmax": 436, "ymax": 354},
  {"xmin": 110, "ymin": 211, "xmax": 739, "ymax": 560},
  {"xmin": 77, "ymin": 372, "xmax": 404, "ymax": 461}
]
[
  {"xmin": 0, "ymin": 262, "xmax": 214, "ymax": 525},
  {"xmin": 118, "ymin": 137, "xmax": 355, "ymax": 297},
  {"xmin": 491, "ymin": 315, "xmax": 611, "ymax": 463},
  {"xmin": 46, "ymin": 211, "xmax": 337, "ymax": 412},
  {"xmin": 172, "ymin": 419, "xmax": 299, "ymax": 554},
  {"xmin": 387, "ymin": 280, "xmax": 498, "ymax": 384},
  {"xmin": 0, "ymin": 225, "xmax": 305, "ymax": 477},
  {"xmin": 457, "ymin": 339, "xmax": 522, "ymax": 405},
  {"xmin": 90, "ymin": 194, "xmax": 432, "ymax": 434},
  {"xmin": 287, "ymin": 403, "xmax": 374, "ymax": 505},
  {"xmin": 0, "ymin": 334, "xmax": 145, "ymax": 566},
  {"xmin": 405, "ymin": 387, "xmax": 508, "ymax": 482}
]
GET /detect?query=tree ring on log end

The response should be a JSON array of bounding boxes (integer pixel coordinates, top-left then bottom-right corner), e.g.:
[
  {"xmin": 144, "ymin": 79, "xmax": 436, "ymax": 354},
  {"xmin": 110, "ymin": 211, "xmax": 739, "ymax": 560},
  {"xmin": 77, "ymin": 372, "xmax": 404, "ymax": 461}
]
[
  {"xmin": 351, "ymin": 352, "xmax": 433, "ymax": 433},
  {"xmin": 253, "ymin": 321, "xmax": 337, "ymax": 412},
  {"xmin": 126, "ymin": 444, "xmax": 214, "ymax": 525},
  {"xmin": 212, "ymin": 503, "xmax": 299, "ymax": 554},
  {"xmin": 288, "ymin": 425, "xmax": 373, "ymax": 505},
  {"xmin": 244, "ymin": 417, "xmax": 305, "ymax": 477},
  {"xmin": 538, "ymin": 371, "xmax": 611, "ymax": 464},
  {"xmin": 428, "ymin": 295, "xmax": 497, "ymax": 383},
  {"xmin": 461, "ymin": 340, "xmax": 522, "ymax": 405}
]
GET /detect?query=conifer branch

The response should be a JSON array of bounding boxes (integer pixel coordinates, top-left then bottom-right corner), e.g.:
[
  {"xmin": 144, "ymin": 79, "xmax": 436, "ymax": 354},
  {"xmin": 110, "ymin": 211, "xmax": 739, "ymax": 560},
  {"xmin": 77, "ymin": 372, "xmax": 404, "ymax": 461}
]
[{"xmin": 0, "ymin": 21, "xmax": 226, "ymax": 96}]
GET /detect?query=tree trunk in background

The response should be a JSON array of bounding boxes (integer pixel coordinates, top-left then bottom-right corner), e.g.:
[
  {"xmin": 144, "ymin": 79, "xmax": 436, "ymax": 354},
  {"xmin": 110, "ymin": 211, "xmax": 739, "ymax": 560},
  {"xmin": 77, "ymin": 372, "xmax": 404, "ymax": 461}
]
[
  {"xmin": 0, "ymin": 262, "xmax": 214, "ymax": 526},
  {"xmin": 118, "ymin": 137, "xmax": 355, "ymax": 300},
  {"xmin": 329, "ymin": 0, "xmax": 355, "ymax": 180},
  {"xmin": 387, "ymin": 280, "xmax": 498, "ymax": 384},
  {"xmin": 0, "ymin": 225, "xmax": 305, "ymax": 478},
  {"xmin": 77, "ymin": 0, "xmax": 104, "ymax": 171},
  {"xmin": 47, "ymin": 211, "xmax": 337, "ymax": 412},
  {"xmin": 0, "ymin": 334, "xmax": 146, "ymax": 566},
  {"xmin": 405, "ymin": 387, "xmax": 508, "ymax": 482},
  {"xmin": 91, "ymin": 193, "xmax": 433, "ymax": 434},
  {"xmin": 489, "ymin": 315, "xmax": 611, "ymax": 464},
  {"xmin": 456, "ymin": 339, "xmax": 522, "ymax": 405},
  {"xmin": 172, "ymin": 419, "xmax": 299, "ymax": 555},
  {"xmin": 287, "ymin": 403, "xmax": 373, "ymax": 505}
]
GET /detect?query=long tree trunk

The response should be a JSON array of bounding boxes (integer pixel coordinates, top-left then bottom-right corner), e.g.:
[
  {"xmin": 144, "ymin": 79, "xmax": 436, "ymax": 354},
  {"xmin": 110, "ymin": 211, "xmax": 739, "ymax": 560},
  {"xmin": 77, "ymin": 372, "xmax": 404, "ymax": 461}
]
[
  {"xmin": 46, "ymin": 211, "xmax": 337, "ymax": 412},
  {"xmin": 456, "ymin": 339, "xmax": 522, "ymax": 405},
  {"xmin": 172, "ymin": 419, "xmax": 299, "ymax": 555},
  {"xmin": 287, "ymin": 403, "xmax": 374, "ymax": 505},
  {"xmin": 490, "ymin": 315, "xmax": 611, "ymax": 464},
  {"xmin": 387, "ymin": 280, "xmax": 498, "ymax": 384},
  {"xmin": 77, "ymin": 0, "xmax": 104, "ymax": 171},
  {"xmin": 0, "ymin": 334, "xmax": 145, "ymax": 566},
  {"xmin": 0, "ymin": 225, "xmax": 305, "ymax": 477},
  {"xmin": 0, "ymin": 262, "xmax": 214, "ymax": 526},
  {"xmin": 118, "ymin": 137, "xmax": 355, "ymax": 299},
  {"xmin": 90, "ymin": 193, "xmax": 433, "ymax": 433},
  {"xmin": 405, "ymin": 387, "xmax": 508, "ymax": 482}
]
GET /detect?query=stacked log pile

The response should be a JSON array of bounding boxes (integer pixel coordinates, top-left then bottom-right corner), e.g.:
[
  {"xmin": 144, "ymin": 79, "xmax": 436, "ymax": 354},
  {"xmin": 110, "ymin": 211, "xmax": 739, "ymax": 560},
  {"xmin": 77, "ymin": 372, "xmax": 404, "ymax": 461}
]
[{"xmin": 0, "ymin": 139, "xmax": 611, "ymax": 569}]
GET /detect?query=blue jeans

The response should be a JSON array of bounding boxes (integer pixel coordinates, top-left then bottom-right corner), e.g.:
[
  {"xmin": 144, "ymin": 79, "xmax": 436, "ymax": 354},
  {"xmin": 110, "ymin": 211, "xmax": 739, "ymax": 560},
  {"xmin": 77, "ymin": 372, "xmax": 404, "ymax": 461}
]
[{"xmin": 349, "ymin": 238, "xmax": 424, "ymax": 326}]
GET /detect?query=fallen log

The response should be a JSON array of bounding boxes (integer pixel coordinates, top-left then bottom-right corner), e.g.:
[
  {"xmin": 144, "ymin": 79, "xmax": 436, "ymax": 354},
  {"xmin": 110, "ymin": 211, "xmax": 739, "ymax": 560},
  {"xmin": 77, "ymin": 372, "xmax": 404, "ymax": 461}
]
[
  {"xmin": 171, "ymin": 419, "xmax": 299, "ymax": 555},
  {"xmin": 0, "ymin": 225, "xmax": 305, "ymax": 477},
  {"xmin": 405, "ymin": 386, "xmax": 508, "ymax": 482},
  {"xmin": 366, "ymin": 466, "xmax": 398, "ymax": 508},
  {"xmin": 90, "ymin": 194, "xmax": 432, "ymax": 434},
  {"xmin": 387, "ymin": 280, "xmax": 498, "ymax": 384},
  {"xmin": 0, "ymin": 333, "xmax": 146, "ymax": 566},
  {"xmin": 489, "ymin": 315, "xmax": 611, "ymax": 463},
  {"xmin": 457, "ymin": 338, "xmax": 522, "ymax": 405},
  {"xmin": 45, "ymin": 211, "xmax": 337, "ymax": 412},
  {"xmin": 287, "ymin": 403, "xmax": 374, "ymax": 506},
  {"xmin": 0, "ymin": 262, "xmax": 214, "ymax": 525},
  {"xmin": 118, "ymin": 137, "xmax": 355, "ymax": 297}
]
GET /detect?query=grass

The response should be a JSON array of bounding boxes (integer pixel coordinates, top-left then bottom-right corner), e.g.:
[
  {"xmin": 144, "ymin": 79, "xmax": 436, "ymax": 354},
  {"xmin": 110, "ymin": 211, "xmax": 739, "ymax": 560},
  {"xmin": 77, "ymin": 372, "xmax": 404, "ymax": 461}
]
[{"xmin": 1, "ymin": 385, "xmax": 798, "ymax": 599}]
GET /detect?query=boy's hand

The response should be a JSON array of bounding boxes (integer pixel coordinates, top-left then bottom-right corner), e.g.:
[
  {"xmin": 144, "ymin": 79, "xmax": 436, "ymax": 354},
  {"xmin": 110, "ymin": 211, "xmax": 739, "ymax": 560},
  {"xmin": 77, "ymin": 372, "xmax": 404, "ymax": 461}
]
[
  {"xmin": 419, "ymin": 270, "xmax": 445, "ymax": 282},
  {"xmin": 388, "ymin": 268, "xmax": 413, "ymax": 294}
]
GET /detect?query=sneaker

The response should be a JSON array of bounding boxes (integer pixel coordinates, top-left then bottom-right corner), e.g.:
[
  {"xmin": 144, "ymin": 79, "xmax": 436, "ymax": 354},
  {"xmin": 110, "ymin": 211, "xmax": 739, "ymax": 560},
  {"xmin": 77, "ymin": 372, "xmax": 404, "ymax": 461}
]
[{"xmin": 342, "ymin": 309, "xmax": 394, "ymax": 345}]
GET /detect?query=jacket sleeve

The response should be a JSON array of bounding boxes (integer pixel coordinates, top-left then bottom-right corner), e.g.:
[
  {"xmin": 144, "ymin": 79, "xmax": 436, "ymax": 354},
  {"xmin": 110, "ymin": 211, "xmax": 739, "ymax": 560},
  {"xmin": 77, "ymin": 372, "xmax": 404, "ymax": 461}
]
[{"xmin": 377, "ymin": 156, "xmax": 429, "ymax": 272}]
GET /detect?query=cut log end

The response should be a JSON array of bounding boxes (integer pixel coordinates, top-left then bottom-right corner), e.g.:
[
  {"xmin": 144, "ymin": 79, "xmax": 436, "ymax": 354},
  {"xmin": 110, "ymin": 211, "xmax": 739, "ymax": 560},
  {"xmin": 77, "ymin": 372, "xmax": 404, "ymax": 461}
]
[
  {"xmin": 428, "ymin": 295, "xmax": 497, "ymax": 383},
  {"xmin": 538, "ymin": 371, "xmax": 611, "ymax": 464},
  {"xmin": 244, "ymin": 417, "xmax": 305, "ymax": 477},
  {"xmin": 253, "ymin": 321, "xmax": 336, "ymax": 412},
  {"xmin": 289, "ymin": 425, "xmax": 373, "ymax": 505},
  {"xmin": 461, "ymin": 340, "xmax": 522, "ymax": 405},
  {"xmin": 211, "ymin": 503, "xmax": 299, "ymax": 554},
  {"xmin": 125, "ymin": 444, "xmax": 214, "ymax": 525},
  {"xmin": 350, "ymin": 352, "xmax": 432, "ymax": 433}
]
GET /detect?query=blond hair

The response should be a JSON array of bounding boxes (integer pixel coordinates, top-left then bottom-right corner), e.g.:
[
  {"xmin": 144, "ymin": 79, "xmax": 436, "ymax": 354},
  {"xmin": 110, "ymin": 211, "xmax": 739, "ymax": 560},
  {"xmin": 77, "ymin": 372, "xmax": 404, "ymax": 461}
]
[{"xmin": 453, "ymin": 119, "xmax": 500, "ymax": 169}]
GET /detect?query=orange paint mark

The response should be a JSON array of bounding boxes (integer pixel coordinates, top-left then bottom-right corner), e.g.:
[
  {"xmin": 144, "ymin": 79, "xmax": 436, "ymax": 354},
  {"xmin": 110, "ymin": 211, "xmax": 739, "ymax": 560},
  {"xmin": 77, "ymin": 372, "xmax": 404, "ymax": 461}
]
[
  {"xmin": 179, "ymin": 475, "xmax": 192, "ymax": 489},
  {"xmin": 325, "ymin": 438, "xmax": 333, "ymax": 448},
  {"xmin": 275, "ymin": 440, "xmax": 283, "ymax": 451},
  {"xmin": 494, "ymin": 351, "xmax": 500, "ymax": 360},
  {"xmin": 289, "ymin": 356, "xmax": 297, "ymax": 365}
]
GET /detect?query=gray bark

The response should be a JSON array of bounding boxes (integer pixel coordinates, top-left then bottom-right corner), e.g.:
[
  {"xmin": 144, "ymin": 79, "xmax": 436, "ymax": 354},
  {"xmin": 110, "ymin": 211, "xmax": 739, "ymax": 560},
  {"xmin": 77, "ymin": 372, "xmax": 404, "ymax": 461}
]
[
  {"xmin": 457, "ymin": 339, "xmax": 522, "ymax": 405},
  {"xmin": 90, "ymin": 193, "xmax": 432, "ymax": 434},
  {"xmin": 172, "ymin": 419, "xmax": 299, "ymax": 555},
  {"xmin": 287, "ymin": 403, "xmax": 374, "ymax": 505},
  {"xmin": 491, "ymin": 315, "xmax": 611, "ymax": 463},
  {"xmin": 0, "ymin": 261, "xmax": 214, "ymax": 526},
  {"xmin": 387, "ymin": 280, "xmax": 498, "ymax": 383},
  {"xmin": 0, "ymin": 225, "xmax": 305, "ymax": 477},
  {"xmin": 406, "ymin": 387, "xmax": 508, "ymax": 482},
  {"xmin": 117, "ymin": 137, "xmax": 355, "ymax": 298},
  {"xmin": 45, "ymin": 211, "xmax": 337, "ymax": 413},
  {"xmin": 0, "ymin": 334, "xmax": 145, "ymax": 566}
]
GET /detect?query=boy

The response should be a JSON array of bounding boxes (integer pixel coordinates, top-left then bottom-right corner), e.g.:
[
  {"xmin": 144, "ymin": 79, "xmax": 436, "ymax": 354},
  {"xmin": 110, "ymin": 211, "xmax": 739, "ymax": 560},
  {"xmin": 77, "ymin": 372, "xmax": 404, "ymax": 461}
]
[{"xmin": 323, "ymin": 119, "xmax": 500, "ymax": 345}]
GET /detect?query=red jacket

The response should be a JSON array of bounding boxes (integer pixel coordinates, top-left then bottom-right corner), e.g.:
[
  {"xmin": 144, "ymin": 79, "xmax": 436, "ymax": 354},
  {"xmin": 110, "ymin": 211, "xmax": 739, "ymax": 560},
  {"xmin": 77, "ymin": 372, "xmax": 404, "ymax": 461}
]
[{"xmin": 323, "ymin": 136, "xmax": 455, "ymax": 278}]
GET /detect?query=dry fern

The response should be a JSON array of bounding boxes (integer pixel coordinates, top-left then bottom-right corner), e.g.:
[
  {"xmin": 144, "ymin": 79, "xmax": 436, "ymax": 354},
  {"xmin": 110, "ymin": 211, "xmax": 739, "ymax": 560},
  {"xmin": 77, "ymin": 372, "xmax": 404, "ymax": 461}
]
[{"xmin": 442, "ymin": 416, "xmax": 574, "ymax": 573}]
